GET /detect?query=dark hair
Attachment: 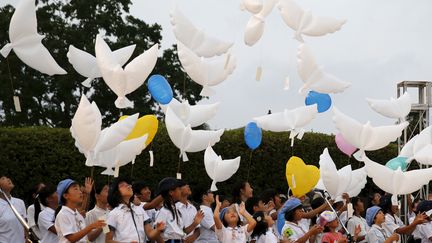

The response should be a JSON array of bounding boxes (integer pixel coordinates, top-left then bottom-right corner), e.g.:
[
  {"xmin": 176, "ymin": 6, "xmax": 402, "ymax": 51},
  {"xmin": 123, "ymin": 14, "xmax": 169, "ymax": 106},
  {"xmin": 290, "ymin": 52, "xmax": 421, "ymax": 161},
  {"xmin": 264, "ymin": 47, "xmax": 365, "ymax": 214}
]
[
  {"xmin": 34, "ymin": 185, "xmax": 56, "ymax": 226},
  {"xmin": 232, "ymin": 181, "xmax": 248, "ymax": 204},
  {"xmin": 192, "ymin": 186, "xmax": 208, "ymax": 204},
  {"xmin": 54, "ymin": 182, "xmax": 79, "ymax": 218},
  {"xmin": 260, "ymin": 189, "xmax": 278, "ymax": 204},
  {"xmin": 89, "ymin": 182, "xmax": 109, "ymax": 210},
  {"xmin": 310, "ymin": 196, "xmax": 325, "ymax": 224},
  {"xmin": 132, "ymin": 180, "xmax": 150, "ymax": 195},
  {"xmin": 245, "ymin": 196, "xmax": 260, "ymax": 215},
  {"xmin": 351, "ymin": 197, "xmax": 364, "ymax": 215},
  {"xmin": 284, "ymin": 205, "xmax": 302, "ymax": 222},
  {"xmin": 379, "ymin": 194, "xmax": 393, "ymax": 214},
  {"xmin": 27, "ymin": 182, "xmax": 44, "ymax": 206},
  {"xmin": 251, "ymin": 211, "xmax": 268, "ymax": 239},
  {"xmin": 107, "ymin": 177, "xmax": 132, "ymax": 209}
]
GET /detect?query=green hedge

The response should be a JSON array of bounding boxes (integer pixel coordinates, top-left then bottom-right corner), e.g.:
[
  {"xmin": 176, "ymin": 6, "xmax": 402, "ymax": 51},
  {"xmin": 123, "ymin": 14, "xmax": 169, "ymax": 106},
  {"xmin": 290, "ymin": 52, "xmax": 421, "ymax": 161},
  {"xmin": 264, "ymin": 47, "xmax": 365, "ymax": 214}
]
[{"xmin": 0, "ymin": 126, "xmax": 397, "ymax": 205}]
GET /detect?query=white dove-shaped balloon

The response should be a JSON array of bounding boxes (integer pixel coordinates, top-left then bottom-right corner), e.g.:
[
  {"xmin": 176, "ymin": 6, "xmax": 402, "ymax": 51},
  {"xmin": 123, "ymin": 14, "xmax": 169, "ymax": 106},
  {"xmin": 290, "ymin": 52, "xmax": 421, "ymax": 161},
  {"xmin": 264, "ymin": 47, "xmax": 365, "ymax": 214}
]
[
  {"xmin": 362, "ymin": 155, "xmax": 432, "ymax": 195},
  {"xmin": 366, "ymin": 92, "xmax": 411, "ymax": 120},
  {"xmin": 240, "ymin": 0, "xmax": 263, "ymax": 14},
  {"xmin": 399, "ymin": 134, "xmax": 418, "ymax": 158},
  {"xmin": 161, "ymin": 98, "xmax": 220, "ymax": 127},
  {"xmin": 93, "ymin": 114, "xmax": 139, "ymax": 154},
  {"xmin": 165, "ymin": 107, "xmax": 224, "ymax": 161},
  {"xmin": 95, "ymin": 35, "xmax": 159, "ymax": 109},
  {"xmin": 317, "ymin": 148, "xmax": 367, "ymax": 198},
  {"xmin": 0, "ymin": 0, "xmax": 66, "ymax": 75},
  {"xmin": 67, "ymin": 44, "xmax": 136, "ymax": 87},
  {"xmin": 94, "ymin": 134, "xmax": 148, "ymax": 177},
  {"xmin": 177, "ymin": 41, "xmax": 236, "ymax": 96},
  {"xmin": 412, "ymin": 126, "xmax": 432, "ymax": 165},
  {"xmin": 297, "ymin": 44, "xmax": 350, "ymax": 94},
  {"xmin": 254, "ymin": 105, "xmax": 317, "ymax": 144},
  {"xmin": 277, "ymin": 0, "xmax": 346, "ymax": 42},
  {"xmin": 244, "ymin": 0, "xmax": 278, "ymax": 46},
  {"xmin": 70, "ymin": 95, "xmax": 102, "ymax": 165},
  {"xmin": 170, "ymin": 6, "xmax": 233, "ymax": 58},
  {"xmin": 204, "ymin": 146, "xmax": 241, "ymax": 191},
  {"xmin": 333, "ymin": 108, "xmax": 408, "ymax": 157}
]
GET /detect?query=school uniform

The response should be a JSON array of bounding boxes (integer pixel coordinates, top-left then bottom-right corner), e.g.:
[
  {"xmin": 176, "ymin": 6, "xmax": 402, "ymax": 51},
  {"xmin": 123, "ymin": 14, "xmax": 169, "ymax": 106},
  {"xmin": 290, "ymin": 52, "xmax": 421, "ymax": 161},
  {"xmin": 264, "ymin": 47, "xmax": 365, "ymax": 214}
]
[
  {"xmin": 106, "ymin": 203, "xmax": 150, "ymax": 243},
  {"xmin": 366, "ymin": 224, "xmax": 391, "ymax": 243},
  {"xmin": 382, "ymin": 213, "xmax": 404, "ymax": 243},
  {"xmin": 86, "ymin": 205, "xmax": 109, "ymax": 243},
  {"xmin": 54, "ymin": 205, "xmax": 88, "ymax": 243},
  {"xmin": 27, "ymin": 203, "xmax": 44, "ymax": 240},
  {"xmin": 0, "ymin": 197, "xmax": 27, "ymax": 243},
  {"xmin": 155, "ymin": 206, "xmax": 186, "ymax": 241},
  {"xmin": 254, "ymin": 228, "xmax": 278, "ymax": 243},
  {"xmin": 196, "ymin": 205, "xmax": 218, "ymax": 243},
  {"xmin": 347, "ymin": 215, "xmax": 369, "ymax": 243},
  {"xmin": 281, "ymin": 221, "xmax": 309, "ymax": 242},
  {"xmin": 38, "ymin": 207, "xmax": 57, "ymax": 243},
  {"xmin": 176, "ymin": 201, "xmax": 198, "ymax": 238},
  {"xmin": 415, "ymin": 221, "xmax": 432, "ymax": 243},
  {"xmin": 216, "ymin": 224, "xmax": 251, "ymax": 243}
]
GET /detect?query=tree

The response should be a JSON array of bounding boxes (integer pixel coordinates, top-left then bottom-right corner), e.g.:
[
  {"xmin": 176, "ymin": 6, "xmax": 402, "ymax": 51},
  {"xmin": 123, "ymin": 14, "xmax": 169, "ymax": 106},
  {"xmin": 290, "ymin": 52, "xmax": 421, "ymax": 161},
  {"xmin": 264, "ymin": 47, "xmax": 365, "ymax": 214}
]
[{"xmin": 0, "ymin": 0, "xmax": 202, "ymax": 127}]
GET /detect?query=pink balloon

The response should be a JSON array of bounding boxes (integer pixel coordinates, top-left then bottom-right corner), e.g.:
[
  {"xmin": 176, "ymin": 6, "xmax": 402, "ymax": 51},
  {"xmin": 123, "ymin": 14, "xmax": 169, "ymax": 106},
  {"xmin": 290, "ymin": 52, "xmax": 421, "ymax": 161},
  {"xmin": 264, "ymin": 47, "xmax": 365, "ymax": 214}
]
[{"xmin": 335, "ymin": 133, "xmax": 357, "ymax": 157}]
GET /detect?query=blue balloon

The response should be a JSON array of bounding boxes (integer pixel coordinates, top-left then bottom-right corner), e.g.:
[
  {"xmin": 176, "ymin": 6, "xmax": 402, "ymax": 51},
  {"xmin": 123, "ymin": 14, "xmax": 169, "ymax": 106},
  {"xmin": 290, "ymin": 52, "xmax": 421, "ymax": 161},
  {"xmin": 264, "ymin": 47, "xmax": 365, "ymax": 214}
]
[
  {"xmin": 147, "ymin": 74, "xmax": 173, "ymax": 105},
  {"xmin": 244, "ymin": 122, "xmax": 262, "ymax": 150},
  {"xmin": 386, "ymin": 157, "xmax": 408, "ymax": 171},
  {"xmin": 305, "ymin": 91, "xmax": 332, "ymax": 113}
]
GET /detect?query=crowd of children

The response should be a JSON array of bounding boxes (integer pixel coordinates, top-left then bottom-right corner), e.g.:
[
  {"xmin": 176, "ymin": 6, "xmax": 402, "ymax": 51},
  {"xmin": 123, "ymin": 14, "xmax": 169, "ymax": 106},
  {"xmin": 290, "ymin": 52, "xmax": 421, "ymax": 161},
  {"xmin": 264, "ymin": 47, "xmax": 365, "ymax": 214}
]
[{"xmin": 1, "ymin": 174, "xmax": 432, "ymax": 243}]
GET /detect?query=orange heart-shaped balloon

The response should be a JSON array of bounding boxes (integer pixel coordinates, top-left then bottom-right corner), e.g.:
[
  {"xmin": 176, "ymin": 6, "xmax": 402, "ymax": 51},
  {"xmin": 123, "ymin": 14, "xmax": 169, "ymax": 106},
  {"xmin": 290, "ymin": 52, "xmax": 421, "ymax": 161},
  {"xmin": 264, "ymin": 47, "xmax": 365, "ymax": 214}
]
[{"xmin": 285, "ymin": 156, "xmax": 320, "ymax": 197}]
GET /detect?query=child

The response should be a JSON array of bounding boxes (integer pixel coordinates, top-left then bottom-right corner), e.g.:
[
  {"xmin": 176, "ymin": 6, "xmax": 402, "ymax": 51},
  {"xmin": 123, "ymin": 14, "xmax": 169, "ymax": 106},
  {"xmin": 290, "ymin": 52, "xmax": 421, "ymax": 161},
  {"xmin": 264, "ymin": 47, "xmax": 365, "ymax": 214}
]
[
  {"xmin": 155, "ymin": 177, "xmax": 203, "ymax": 242},
  {"xmin": 280, "ymin": 198, "xmax": 323, "ymax": 242},
  {"xmin": 366, "ymin": 206, "xmax": 400, "ymax": 243},
  {"xmin": 193, "ymin": 187, "xmax": 218, "ymax": 243},
  {"xmin": 86, "ymin": 182, "xmax": 109, "ymax": 243},
  {"xmin": 251, "ymin": 211, "xmax": 278, "ymax": 243},
  {"xmin": 214, "ymin": 195, "xmax": 257, "ymax": 243},
  {"xmin": 412, "ymin": 200, "xmax": 432, "ymax": 242},
  {"xmin": 27, "ymin": 182, "xmax": 45, "ymax": 241},
  {"xmin": 37, "ymin": 185, "xmax": 58, "ymax": 243},
  {"xmin": 106, "ymin": 177, "xmax": 165, "ymax": 243},
  {"xmin": 319, "ymin": 210, "xmax": 360, "ymax": 243},
  {"xmin": 54, "ymin": 178, "xmax": 106, "ymax": 243},
  {"xmin": 346, "ymin": 197, "xmax": 368, "ymax": 243}
]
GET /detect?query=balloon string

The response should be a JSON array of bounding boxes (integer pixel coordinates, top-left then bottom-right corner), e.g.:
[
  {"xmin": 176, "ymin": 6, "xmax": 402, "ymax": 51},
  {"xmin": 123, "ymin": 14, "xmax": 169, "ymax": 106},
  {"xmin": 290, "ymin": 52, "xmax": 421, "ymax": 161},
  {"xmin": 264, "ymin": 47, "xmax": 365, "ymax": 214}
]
[
  {"xmin": 6, "ymin": 57, "xmax": 15, "ymax": 96},
  {"xmin": 246, "ymin": 150, "xmax": 254, "ymax": 181},
  {"xmin": 176, "ymin": 155, "xmax": 181, "ymax": 176},
  {"xmin": 131, "ymin": 163, "xmax": 134, "ymax": 178}
]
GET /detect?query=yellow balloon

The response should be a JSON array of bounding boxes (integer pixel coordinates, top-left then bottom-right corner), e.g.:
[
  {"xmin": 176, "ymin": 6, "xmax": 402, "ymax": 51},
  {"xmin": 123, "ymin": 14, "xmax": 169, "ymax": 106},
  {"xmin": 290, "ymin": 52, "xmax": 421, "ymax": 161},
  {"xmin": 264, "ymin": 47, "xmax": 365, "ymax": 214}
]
[
  {"xmin": 119, "ymin": 115, "xmax": 158, "ymax": 146},
  {"xmin": 285, "ymin": 156, "xmax": 320, "ymax": 197}
]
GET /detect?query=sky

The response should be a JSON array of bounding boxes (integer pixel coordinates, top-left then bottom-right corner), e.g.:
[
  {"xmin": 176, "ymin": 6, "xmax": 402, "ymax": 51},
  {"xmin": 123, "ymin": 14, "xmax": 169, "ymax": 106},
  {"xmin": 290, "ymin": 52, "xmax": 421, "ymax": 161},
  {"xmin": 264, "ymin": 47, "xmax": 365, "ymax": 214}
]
[{"xmin": 2, "ymin": 0, "xmax": 432, "ymax": 134}]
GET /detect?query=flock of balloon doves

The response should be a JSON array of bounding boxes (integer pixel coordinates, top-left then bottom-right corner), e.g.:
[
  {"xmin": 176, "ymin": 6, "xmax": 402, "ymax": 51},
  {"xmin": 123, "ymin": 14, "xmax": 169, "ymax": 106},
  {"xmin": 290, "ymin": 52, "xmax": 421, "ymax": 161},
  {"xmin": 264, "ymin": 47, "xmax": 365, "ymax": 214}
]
[{"xmin": 2, "ymin": 0, "xmax": 432, "ymax": 198}]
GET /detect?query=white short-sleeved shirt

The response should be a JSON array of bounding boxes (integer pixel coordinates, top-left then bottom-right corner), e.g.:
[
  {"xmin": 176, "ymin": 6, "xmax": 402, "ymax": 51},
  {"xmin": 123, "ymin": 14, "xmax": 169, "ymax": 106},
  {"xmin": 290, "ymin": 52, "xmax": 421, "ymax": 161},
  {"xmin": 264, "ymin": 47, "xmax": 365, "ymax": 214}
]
[
  {"xmin": 281, "ymin": 221, "xmax": 309, "ymax": 242},
  {"xmin": 176, "ymin": 201, "xmax": 198, "ymax": 237},
  {"xmin": 54, "ymin": 206, "xmax": 88, "ymax": 243},
  {"xmin": 382, "ymin": 213, "xmax": 404, "ymax": 243},
  {"xmin": 216, "ymin": 224, "xmax": 251, "ymax": 243},
  {"xmin": 415, "ymin": 221, "xmax": 432, "ymax": 243},
  {"xmin": 409, "ymin": 214, "xmax": 421, "ymax": 240},
  {"xmin": 106, "ymin": 203, "xmax": 150, "ymax": 243},
  {"xmin": 347, "ymin": 215, "xmax": 369, "ymax": 243},
  {"xmin": 254, "ymin": 228, "xmax": 278, "ymax": 243},
  {"xmin": 85, "ymin": 205, "xmax": 109, "ymax": 243},
  {"xmin": 366, "ymin": 224, "xmax": 390, "ymax": 243},
  {"xmin": 196, "ymin": 205, "xmax": 218, "ymax": 243},
  {"xmin": 38, "ymin": 207, "xmax": 57, "ymax": 243},
  {"xmin": 141, "ymin": 202, "xmax": 157, "ymax": 223},
  {"xmin": 155, "ymin": 206, "xmax": 186, "ymax": 241},
  {"xmin": 27, "ymin": 203, "xmax": 43, "ymax": 239},
  {"xmin": 0, "ymin": 197, "xmax": 27, "ymax": 243}
]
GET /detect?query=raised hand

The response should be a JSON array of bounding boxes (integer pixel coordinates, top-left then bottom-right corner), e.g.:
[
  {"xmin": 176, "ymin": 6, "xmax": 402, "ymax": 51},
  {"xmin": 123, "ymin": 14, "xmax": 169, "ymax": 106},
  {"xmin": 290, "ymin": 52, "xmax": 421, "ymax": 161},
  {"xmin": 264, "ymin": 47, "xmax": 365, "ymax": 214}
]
[
  {"xmin": 194, "ymin": 210, "xmax": 204, "ymax": 225},
  {"xmin": 84, "ymin": 177, "xmax": 94, "ymax": 194}
]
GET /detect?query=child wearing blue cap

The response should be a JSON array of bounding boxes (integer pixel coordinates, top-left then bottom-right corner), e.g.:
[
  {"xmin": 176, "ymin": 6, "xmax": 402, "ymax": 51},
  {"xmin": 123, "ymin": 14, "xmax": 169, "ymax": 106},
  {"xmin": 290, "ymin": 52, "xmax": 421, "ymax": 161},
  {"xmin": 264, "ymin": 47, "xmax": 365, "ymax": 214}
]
[
  {"xmin": 214, "ymin": 195, "xmax": 257, "ymax": 243},
  {"xmin": 366, "ymin": 206, "xmax": 399, "ymax": 243},
  {"xmin": 280, "ymin": 198, "xmax": 323, "ymax": 243},
  {"xmin": 54, "ymin": 178, "xmax": 106, "ymax": 243}
]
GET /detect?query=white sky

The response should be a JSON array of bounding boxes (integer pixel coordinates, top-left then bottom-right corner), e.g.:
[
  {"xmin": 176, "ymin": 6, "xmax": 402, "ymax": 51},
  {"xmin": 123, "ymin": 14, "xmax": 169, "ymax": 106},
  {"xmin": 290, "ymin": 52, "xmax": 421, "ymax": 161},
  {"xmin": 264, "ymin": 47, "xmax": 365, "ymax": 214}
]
[{"xmin": 2, "ymin": 0, "xmax": 432, "ymax": 133}]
